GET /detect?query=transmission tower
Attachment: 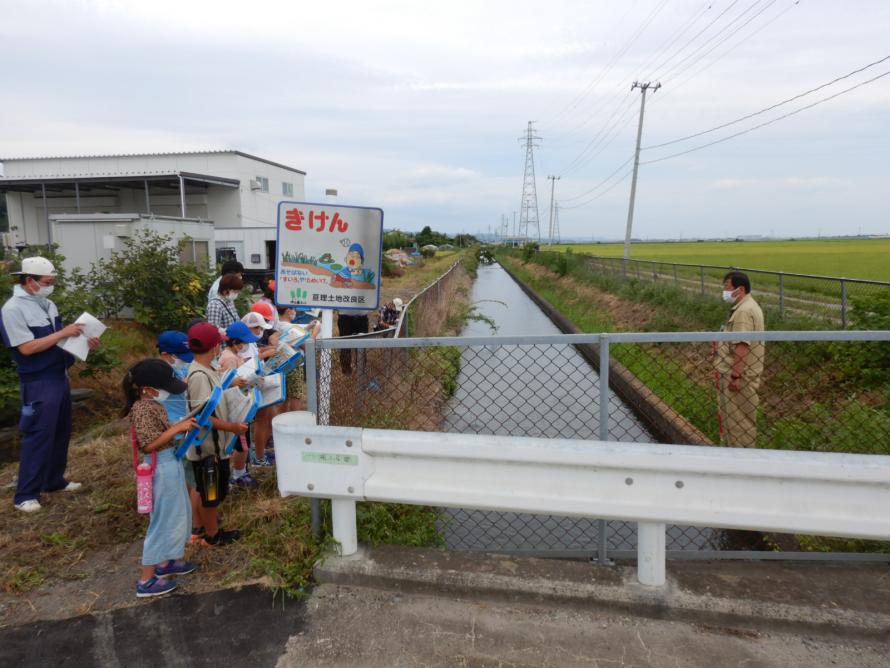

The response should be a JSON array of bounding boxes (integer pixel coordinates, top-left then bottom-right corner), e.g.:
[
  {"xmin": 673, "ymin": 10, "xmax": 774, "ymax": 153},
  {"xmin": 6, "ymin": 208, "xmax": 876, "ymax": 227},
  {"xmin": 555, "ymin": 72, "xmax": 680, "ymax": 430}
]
[{"xmin": 517, "ymin": 121, "xmax": 542, "ymax": 242}]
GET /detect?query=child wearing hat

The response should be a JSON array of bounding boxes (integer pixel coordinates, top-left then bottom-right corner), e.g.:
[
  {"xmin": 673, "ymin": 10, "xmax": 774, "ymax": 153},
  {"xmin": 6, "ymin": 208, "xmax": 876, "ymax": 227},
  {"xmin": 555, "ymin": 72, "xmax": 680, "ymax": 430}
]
[
  {"xmin": 185, "ymin": 323, "xmax": 248, "ymax": 546},
  {"xmin": 156, "ymin": 331, "xmax": 205, "ymax": 542},
  {"xmin": 122, "ymin": 359, "xmax": 199, "ymax": 598}
]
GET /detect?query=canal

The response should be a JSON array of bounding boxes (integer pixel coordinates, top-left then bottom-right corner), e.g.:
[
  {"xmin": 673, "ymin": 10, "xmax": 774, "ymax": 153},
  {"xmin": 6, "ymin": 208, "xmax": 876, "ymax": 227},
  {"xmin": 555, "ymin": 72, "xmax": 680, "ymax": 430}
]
[{"xmin": 439, "ymin": 261, "xmax": 713, "ymax": 554}]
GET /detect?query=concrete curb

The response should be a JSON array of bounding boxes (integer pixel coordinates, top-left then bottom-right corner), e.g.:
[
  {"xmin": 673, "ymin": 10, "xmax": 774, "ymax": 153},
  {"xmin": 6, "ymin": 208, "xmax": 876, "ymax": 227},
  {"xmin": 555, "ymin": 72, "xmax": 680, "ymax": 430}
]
[{"xmin": 315, "ymin": 546, "xmax": 890, "ymax": 640}]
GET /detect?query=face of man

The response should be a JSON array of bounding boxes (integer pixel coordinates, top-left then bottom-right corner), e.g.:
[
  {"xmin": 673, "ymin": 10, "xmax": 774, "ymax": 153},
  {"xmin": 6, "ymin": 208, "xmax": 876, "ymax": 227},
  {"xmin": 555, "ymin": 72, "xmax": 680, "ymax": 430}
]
[
  {"xmin": 26, "ymin": 275, "xmax": 55, "ymax": 291},
  {"xmin": 723, "ymin": 278, "xmax": 743, "ymax": 303}
]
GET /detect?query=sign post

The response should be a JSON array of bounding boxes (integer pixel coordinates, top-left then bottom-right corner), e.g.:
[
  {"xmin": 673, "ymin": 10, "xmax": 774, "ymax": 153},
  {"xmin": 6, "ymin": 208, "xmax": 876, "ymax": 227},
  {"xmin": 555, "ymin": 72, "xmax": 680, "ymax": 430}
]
[{"xmin": 275, "ymin": 201, "xmax": 383, "ymax": 424}]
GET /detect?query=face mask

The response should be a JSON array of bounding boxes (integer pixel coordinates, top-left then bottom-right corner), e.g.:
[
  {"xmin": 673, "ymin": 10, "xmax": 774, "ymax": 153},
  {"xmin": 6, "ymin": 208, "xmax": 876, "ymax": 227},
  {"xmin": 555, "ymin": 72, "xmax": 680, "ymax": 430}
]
[
  {"xmin": 35, "ymin": 284, "xmax": 55, "ymax": 298},
  {"xmin": 151, "ymin": 389, "xmax": 170, "ymax": 403},
  {"xmin": 210, "ymin": 357, "xmax": 221, "ymax": 370},
  {"xmin": 227, "ymin": 291, "xmax": 240, "ymax": 301},
  {"xmin": 722, "ymin": 289, "xmax": 736, "ymax": 303}
]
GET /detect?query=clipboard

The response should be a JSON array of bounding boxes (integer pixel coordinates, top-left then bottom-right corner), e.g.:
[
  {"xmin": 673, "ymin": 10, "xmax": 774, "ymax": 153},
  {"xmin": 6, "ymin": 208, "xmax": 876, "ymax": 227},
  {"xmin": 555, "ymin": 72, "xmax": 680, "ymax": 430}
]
[
  {"xmin": 175, "ymin": 368, "xmax": 238, "ymax": 459},
  {"xmin": 224, "ymin": 387, "xmax": 262, "ymax": 455},
  {"xmin": 258, "ymin": 371, "xmax": 288, "ymax": 409}
]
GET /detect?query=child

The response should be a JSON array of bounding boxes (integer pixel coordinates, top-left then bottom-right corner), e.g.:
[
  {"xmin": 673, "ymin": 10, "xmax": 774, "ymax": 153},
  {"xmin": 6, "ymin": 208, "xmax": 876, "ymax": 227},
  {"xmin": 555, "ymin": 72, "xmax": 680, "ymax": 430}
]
[
  {"xmin": 239, "ymin": 312, "xmax": 278, "ymax": 465},
  {"xmin": 123, "ymin": 359, "xmax": 199, "ymax": 598},
  {"xmin": 185, "ymin": 322, "xmax": 249, "ymax": 546},
  {"xmin": 276, "ymin": 305, "xmax": 321, "ymax": 413},
  {"xmin": 156, "ymin": 331, "xmax": 205, "ymax": 543},
  {"xmin": 218, "ymin": 321, "xmax": 262, "ymax": 489}
]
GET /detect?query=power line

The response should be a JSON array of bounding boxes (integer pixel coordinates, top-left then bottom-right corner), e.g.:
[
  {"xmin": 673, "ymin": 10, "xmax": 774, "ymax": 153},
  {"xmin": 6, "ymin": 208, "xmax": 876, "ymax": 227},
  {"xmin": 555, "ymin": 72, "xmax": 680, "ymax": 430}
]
[
  {"xmin": 559, "ymin": 169, "xmax": 634, "ymax": 210},
  {"xmin": 645, "ymin": 53, "xmax": 890, "ymax": 150},
  {"xmin": 655, "ymin": 0, "xmax": 777, "ymax": 84},
  {"xmin": 560, "ymin": 96, "xmax": 638, "ymax": 175},
  {"xmin": 653, "ymin": 0, "xmax": 800, "ymax": 105},
  {"xmin": 634, "ymin": 2, "xmax": 714, "ymax": 81},
  {"xmin": 640, "ymin": 68, "xmax": 890, "ymax": 165},
  {"xmin": 552, "ymin": 0, "xmax": 670, "ymax": 123},
  {"xmin": 561, "ymin": 155, "xmax": 634, "ymax": 201}
]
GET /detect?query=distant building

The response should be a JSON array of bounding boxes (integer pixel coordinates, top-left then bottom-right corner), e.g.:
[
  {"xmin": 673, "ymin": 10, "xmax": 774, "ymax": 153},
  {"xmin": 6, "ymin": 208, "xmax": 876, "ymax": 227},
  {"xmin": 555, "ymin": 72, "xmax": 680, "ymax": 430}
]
[{"xmin": 0, "ymin": 150, "xmax": 306, "ymax": 274}]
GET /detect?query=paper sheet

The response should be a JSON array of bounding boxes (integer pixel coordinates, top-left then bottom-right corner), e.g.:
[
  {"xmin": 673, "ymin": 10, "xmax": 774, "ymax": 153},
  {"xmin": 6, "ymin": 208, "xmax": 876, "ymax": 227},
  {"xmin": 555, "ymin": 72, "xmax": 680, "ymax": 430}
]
[
  {"xmin": 263, "ymin": 343, "xmax": 298, "ymax": 374},
  {"xmin": 259, "ymin": 372, "xmax": 285, "ymax": 409},
  {"xmin": 57, "ymin": 312, "xmax": 107, "ymax": 362},
  {"xmin": 224, "ymin": 387, "xmax": 258, "ymax": 424}
]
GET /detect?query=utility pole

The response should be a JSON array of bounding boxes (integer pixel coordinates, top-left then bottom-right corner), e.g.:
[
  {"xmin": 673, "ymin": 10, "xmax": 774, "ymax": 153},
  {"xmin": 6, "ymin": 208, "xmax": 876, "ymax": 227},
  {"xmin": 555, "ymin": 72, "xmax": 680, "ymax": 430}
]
[
  {"xmin": 546, "ymin": 175, "xmax": 560, "ymax": 245},
  {"xmin": 518, "ymin": 121, "xmax": 542, "ymax": 243},
  {"xmin": 553, "ymin": 202, "xmax": 561, "ymax": 244},
  {"xmin": 512, "ymin": 211, "xmax": 517, "ymax": 246},
  {"xmin": 623, "ymin": 81, "xmax": 660, "ymax": 261}
]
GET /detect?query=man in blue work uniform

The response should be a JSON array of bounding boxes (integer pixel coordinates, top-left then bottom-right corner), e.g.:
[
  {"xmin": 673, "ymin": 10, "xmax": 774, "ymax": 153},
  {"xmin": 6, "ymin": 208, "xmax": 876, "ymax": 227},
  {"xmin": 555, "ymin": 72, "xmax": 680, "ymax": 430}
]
[{"xmin": 0, "ymin": 257, "xmax": 100, "ymax": 512}]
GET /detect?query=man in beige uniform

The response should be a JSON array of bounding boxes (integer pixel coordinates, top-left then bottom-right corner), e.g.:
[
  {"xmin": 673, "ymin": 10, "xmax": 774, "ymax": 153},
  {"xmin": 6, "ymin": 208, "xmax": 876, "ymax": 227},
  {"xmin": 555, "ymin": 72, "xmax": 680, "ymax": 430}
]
[{"xmin": 715, "ymin": 271, "xmax": 765, "ymax": 448}]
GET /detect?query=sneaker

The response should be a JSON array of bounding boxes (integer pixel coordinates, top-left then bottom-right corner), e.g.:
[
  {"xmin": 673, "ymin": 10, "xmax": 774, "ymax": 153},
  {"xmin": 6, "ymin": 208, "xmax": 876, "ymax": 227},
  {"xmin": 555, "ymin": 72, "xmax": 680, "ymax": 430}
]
[
  {"xmin": 136, "ymin": 576, "xmax": 178, "ymax": 598},
  {"xmin": 250, "ymin": 453, "xmax": 275, "ymax": 467},
  {"xmin": 231, "ymin": 473, "xmax": 259, "ymax": 489},
  {"xmin": 188, "ymin": 526, "xmax": 205, "ymax": 544},
  {"xmin": 61, "ymin": 481, "xmax": 83, "ymax": 492},
  {"xmin": 155, "ymin": 560, "xmax": 197, "ymax": 578},
  {"xmin": 202, "ymin": 528, "xmax": 241, "ymax": 546},
  {"xmin": 14, "ymin": 499, "xmax": 42, "ymax": 513}
]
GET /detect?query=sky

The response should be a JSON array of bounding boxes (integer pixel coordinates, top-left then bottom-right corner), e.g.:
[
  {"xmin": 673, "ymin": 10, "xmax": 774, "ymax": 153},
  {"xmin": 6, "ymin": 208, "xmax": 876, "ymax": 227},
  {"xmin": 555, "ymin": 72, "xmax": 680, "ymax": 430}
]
[{"xmin": 1, "ymin": 0, "xmax": 888, "ymax": 240}]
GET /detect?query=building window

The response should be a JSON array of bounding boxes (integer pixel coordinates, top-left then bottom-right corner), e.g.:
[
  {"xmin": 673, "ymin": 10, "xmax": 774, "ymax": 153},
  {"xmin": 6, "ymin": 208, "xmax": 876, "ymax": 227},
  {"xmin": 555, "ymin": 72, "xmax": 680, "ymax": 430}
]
[
  {"xmin": 255, "ymin": 176, "xmax": 269, "ymax": 193},
  {"xmin": 282, "ymin": 182, "xmax": 294, "ymax": 197},
  {"xmin": 179, "ymin": 240, "xmax": 210, "ymax": 265}
]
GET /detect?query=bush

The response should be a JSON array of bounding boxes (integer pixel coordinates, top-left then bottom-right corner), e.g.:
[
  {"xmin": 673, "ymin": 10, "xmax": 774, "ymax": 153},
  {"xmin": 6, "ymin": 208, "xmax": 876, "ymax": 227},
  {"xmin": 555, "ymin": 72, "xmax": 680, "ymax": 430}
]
[{"xmin": 420, "ymin": 248, "xmax": 436, "ymax": 259}]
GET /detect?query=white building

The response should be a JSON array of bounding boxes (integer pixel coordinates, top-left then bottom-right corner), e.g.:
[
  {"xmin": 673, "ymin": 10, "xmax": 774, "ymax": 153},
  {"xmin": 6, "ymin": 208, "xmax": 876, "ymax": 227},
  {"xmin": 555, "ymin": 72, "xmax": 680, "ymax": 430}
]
[{"xmin": 0, "ymin": 150, "xmax": 306, "ymax": 278}]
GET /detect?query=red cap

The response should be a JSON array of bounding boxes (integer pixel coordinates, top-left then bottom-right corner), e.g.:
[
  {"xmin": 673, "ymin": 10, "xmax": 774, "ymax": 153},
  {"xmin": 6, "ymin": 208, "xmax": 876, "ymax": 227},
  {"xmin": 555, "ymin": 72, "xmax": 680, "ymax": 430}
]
[
  {"xmin": 187, "ymin": 322, "xmax": 222, "ymax": 353},
  {"xmin": 267, "ymin": 279, "xmax": 276, "ymax": 291},
  {"xmin": 251, "ymin": 302, "xmax": 275, "ymax": 320}
]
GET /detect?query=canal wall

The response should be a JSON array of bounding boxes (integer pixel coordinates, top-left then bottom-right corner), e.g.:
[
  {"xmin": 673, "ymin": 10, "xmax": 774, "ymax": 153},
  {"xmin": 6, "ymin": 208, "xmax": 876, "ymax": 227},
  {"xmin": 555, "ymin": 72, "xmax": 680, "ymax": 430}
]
[{"xmin": 498, "ymin": 260, "xmax": 713, "ymax": 446}]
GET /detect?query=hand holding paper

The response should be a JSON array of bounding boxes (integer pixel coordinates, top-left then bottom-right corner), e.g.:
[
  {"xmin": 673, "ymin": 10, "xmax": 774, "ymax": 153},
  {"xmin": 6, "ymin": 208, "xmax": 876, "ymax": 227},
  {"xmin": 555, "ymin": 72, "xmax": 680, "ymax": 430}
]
[{"xmin": 57, "ymin": 312, "xmax": 107, "ymax": 361}]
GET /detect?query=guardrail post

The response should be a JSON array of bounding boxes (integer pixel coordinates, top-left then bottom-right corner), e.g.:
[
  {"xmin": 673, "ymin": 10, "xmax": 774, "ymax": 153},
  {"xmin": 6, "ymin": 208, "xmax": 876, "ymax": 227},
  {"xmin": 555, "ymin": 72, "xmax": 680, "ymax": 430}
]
[
  {"xmin": 637, "ymin": 522, "xmax": 666, "ymax": 587},
  {"xmin": 840, "ymin": 279, "xmax": 848, "ymax": 328},
  {"xmin": 332, "ymin": 499, "xmax": 358, "ymax": 556},
  {"xmin": 778, "ymin": 273, "xmax": 785, "ymax": 319},
  {"xmin": 597, "ymin": 335, "xmax": 611, "ymax": 565}
]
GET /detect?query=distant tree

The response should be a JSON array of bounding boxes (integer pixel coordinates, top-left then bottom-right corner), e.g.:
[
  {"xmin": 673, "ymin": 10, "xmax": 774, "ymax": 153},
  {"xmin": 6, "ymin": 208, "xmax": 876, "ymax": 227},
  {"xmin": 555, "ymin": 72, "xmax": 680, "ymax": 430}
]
[{"xmin": 383, "ymin": 229, "xmax": 410, "ymax": 250}]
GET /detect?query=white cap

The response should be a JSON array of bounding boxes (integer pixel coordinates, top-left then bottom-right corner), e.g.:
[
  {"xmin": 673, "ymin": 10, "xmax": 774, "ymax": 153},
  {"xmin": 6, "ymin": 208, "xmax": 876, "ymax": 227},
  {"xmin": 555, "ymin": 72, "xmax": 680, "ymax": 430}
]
[
  {"xmin": 241, "ymin": 312, "xmax": 272, "ymax": 330},
  {"xmin": 12, "ymin": 257, "xmax": 57, "ymax": 276},
  {"xmin": 393, "ymin": 298, "xmax": 404, "ymax": 312}
]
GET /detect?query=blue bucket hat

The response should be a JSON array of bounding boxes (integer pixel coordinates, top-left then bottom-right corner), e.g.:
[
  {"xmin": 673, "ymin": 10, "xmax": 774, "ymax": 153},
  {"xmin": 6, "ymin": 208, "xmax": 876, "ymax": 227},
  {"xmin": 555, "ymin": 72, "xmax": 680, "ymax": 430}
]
[
  {"xmin": 156, "ymin": 331, "xmax": 194, "ymax": 362},
  {"xmin": 347, "ymin": 243, "xmax": 364, "ymax": 261},
  {"xmin": 226, "ymin": 321, "xmax": 261, "ymax": 344}
]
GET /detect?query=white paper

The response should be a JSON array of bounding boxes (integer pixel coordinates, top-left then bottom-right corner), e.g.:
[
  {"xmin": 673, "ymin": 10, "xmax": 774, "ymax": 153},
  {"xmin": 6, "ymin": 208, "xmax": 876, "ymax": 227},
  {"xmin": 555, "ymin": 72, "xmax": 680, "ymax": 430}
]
[
  {"xmin": 235, "ymin": 357, "xmax": 263, "ymax": 387},
  {"xmin": 279, "ymin": 323, "xmax": 309, "ymax": 349},
  {"xmin": 224, "ymin": 387, "xmax": 257, "ymax": 424},
  {"xmin": 263, "ymin": 343, "xmax": 297, "ymax": 374},
  {"xmin": 57, "ymin": 312, "xmax": 107, "ymax": 362},
  {"xmin": 258, "ymin": 373, "xmax": 285, "ymax": 408}
]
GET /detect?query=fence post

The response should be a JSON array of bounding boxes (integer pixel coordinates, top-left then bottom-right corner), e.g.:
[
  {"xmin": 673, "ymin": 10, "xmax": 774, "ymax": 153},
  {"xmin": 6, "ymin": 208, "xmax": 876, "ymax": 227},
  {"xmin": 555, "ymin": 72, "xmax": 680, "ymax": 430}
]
[
  {"xmin": 673, "ymin": 263, "xmax": 678, "ymax": 288},
  {"xmin": 597, "ymin": 335, "xmax": 611, "ymax": 565},
  {"xmin": 305, "ymin": 340, "xmax": 323, "ymax": 539},
  {"xmin": 699, "ymin": 266, "xmax": 705, "ymax": 296},
  {"xmin": 637, "ymin": 522, "xmax": 666, "ymax": 586},
  {"xmin": 841, "ymin": 279, "xmax": 848, "ymax": 328},
  {"xmin": 778, "ymin": 273, "xmax": 785, "ymax": 319}
]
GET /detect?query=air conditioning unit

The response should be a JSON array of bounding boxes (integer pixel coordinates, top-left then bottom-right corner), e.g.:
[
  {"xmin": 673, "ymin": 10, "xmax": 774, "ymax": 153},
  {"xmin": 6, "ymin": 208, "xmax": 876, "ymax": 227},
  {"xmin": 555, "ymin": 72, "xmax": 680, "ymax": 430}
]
[{"xmin": 249, "ymin": 179, "xmax": 263, "ymax": 191}]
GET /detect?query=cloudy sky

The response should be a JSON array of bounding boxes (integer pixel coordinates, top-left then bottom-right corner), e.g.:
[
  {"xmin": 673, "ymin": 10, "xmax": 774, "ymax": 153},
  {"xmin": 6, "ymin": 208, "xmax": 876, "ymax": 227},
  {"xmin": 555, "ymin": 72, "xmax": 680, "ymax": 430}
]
[{"xmin": 1, "ymin": 0, "xmax": 888, "ymax": 240}]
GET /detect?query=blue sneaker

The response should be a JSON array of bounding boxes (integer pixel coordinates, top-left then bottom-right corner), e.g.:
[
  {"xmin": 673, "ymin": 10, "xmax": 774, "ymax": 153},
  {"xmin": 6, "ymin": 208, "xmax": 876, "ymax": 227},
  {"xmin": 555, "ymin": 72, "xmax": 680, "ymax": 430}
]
[
  {"xmin": 231, "ymin": 473, "xmax": 259, "ymax": 489},
  {"xmin": 154, "ymin": 560, "xmax": 197, "ymax": 578},
  {"xmin": 136, "ymin": 576, "xmax": 178, "ymax": 598},
  {"xmin": 250, "ymin": 453, "xmax": 275, "ymax": 467}
]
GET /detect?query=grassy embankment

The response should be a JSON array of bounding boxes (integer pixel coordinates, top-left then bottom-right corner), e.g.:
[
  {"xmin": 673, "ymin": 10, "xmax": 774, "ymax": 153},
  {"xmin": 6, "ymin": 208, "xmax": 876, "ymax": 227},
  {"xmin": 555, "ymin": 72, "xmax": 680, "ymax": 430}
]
[
  {"xmin": 0, "ymin": 250, "xmax": 476, "ymax": 603},
  {"xmin": 499, "ymin": 249, "xmax": 890, "ymax": 551}
]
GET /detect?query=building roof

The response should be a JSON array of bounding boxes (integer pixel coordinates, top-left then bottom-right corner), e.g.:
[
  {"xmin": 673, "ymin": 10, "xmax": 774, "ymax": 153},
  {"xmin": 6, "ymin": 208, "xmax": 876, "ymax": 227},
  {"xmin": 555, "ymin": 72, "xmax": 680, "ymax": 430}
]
[
  {"xmin": 0, "ymin": 150, "xmax": 306, "ymax": 176},
  {"xmin": 0, "ymin": 172, "xmax": 240, "ymax": 193}
]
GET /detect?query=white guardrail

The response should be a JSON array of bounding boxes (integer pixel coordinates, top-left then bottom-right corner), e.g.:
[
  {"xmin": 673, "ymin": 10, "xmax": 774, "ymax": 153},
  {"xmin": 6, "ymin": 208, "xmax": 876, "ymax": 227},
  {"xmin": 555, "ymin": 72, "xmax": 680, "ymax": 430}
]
[{"xmin": 272, "ymin": 411, "xmax": 890, "ymax": 587}]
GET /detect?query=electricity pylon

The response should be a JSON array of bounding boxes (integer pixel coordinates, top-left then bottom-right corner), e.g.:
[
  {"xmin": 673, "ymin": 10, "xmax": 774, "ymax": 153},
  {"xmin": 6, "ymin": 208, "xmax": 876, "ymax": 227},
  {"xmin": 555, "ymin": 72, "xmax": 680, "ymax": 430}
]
[{"xmin": 518, "ymin": 121, "xmax": 542, "ymax": 243}]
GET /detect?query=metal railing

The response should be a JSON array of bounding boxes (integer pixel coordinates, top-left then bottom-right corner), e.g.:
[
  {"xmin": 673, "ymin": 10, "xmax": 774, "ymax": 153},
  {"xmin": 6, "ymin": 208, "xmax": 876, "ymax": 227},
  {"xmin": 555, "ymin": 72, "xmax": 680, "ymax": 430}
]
[
  {"xmin": 304, "ymin": 330, "xmax": 890, "ymax": 562},
  {"xmin": 518, "ymin": 250, "xmax": 890, "ymax": 328}
]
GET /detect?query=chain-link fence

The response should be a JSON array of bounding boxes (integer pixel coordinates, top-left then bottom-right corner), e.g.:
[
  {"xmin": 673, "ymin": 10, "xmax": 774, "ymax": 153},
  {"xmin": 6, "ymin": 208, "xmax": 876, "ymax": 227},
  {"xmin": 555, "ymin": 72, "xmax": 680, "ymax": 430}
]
[
  {"xmin": 306, "ymin": 330, "xmax": 890, "ymax": 560},
  {"xmin": 520, "ymin": 250, "xmax": 890, "ymax": 328}
]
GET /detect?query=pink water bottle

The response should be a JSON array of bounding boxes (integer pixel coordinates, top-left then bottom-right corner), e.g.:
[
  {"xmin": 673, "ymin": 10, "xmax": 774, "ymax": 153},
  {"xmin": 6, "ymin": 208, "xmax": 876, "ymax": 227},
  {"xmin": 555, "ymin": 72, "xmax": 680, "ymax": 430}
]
[{"xmin": 131, "ymin": 427, "xmax": 156, "ymax": 514}]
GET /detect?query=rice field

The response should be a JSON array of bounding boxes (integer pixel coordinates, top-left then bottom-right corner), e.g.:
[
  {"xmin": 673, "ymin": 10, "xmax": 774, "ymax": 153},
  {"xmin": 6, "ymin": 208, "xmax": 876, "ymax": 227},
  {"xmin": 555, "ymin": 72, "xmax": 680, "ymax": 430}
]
[{"xmin": 554, "ymin": 238, "xmax": 890, "ymax": 282}]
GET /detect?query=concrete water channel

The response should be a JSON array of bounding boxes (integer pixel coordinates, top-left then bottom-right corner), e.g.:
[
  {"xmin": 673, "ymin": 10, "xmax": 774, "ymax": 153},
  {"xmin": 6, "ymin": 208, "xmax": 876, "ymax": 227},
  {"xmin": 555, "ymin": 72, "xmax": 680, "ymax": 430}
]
[{"xmin": 439, "ymin": 261, "xmax": 714, "ymax": 554}]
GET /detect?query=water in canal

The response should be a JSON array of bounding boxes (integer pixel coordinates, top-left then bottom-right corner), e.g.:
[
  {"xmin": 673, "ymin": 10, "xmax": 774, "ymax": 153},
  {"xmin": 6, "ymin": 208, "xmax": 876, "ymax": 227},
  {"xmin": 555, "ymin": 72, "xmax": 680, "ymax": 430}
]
[{"xmin": 439, "ymin": 262, "xmax": 713, "ymax": 554}]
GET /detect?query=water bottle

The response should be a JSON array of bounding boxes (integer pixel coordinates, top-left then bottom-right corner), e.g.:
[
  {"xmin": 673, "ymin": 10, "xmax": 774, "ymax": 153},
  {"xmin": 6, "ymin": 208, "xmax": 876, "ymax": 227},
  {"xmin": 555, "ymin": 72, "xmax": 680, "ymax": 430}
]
[
  {"xmin": 135, "ymin": 462, "xmax": 154, "ymax": 514},
  {"xmin": 203, "ymin": 458, "xmax": 218, "ymax": 503}
]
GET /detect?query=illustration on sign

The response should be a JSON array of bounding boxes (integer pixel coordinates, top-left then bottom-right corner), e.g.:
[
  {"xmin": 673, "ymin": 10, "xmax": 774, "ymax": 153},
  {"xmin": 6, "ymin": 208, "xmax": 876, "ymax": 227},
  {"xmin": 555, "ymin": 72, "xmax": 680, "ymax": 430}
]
[{"xmin": 275, "ymin": 201, "xmax": 384, "ymax": 311}]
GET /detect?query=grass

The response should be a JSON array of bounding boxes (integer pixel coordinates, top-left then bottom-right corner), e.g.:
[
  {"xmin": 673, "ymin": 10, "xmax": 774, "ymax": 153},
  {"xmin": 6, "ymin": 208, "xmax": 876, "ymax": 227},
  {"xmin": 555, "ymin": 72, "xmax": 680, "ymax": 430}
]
[{"xmin": 554, "ymin": 238, "xmax": 890, "ymax": 281}]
